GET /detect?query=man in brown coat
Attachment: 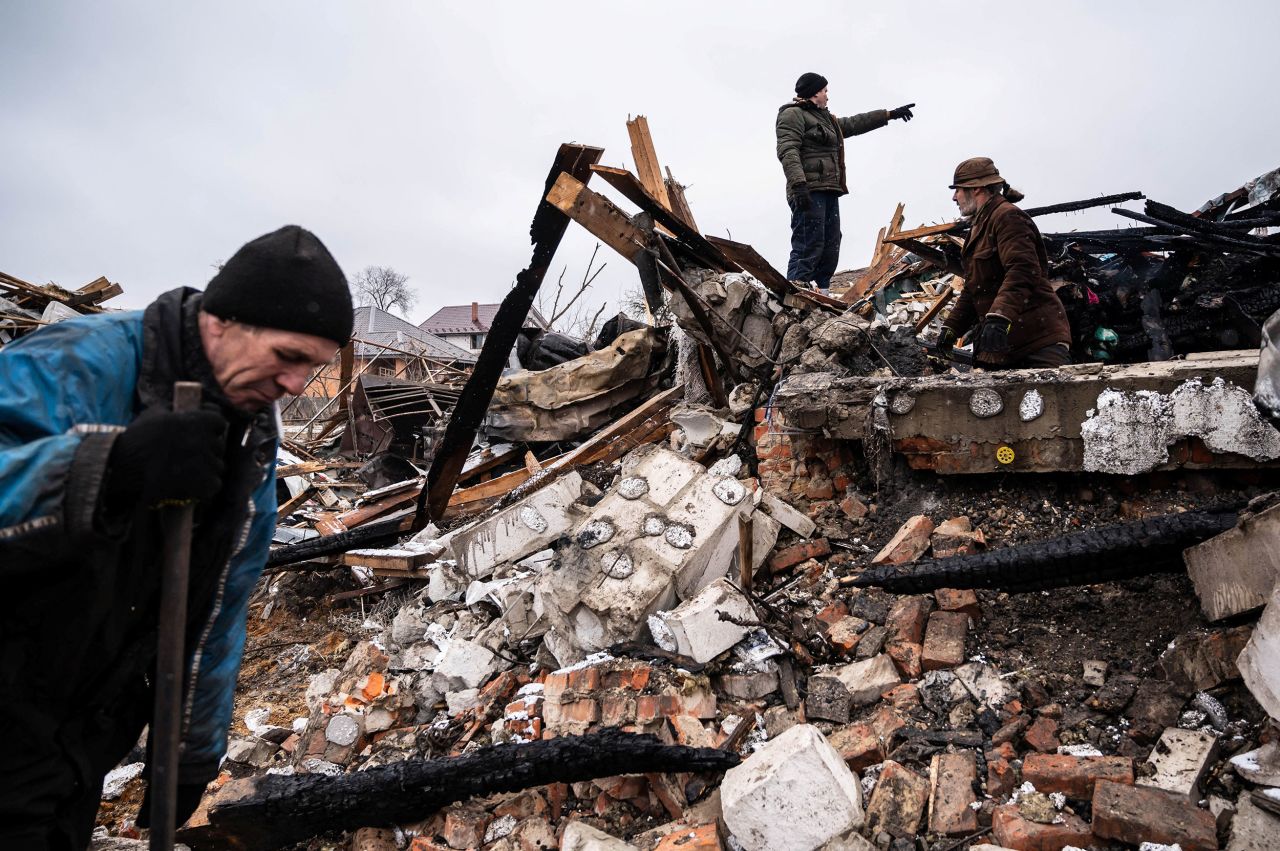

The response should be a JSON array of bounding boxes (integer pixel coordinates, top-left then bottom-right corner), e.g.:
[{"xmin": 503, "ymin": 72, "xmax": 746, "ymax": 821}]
[{"xmin": 939, "ymin": 157, "xmax": 1072, "ymax": 368}]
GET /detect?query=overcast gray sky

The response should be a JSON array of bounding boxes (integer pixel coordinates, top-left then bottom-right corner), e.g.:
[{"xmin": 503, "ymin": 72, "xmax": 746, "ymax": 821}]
[{"xmin": 3, "ymin": 2, "xmax": 1278, "ymax": 331}]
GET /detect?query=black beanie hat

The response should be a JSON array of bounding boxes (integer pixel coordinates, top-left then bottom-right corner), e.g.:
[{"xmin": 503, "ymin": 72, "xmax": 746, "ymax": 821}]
[
  {"xmin": 203, "ymin": 225, "xmax": 354, "ymax": 346},
  {"xmin": 795, "ymin": 72, "xmax": 828, "ymax": 99}
]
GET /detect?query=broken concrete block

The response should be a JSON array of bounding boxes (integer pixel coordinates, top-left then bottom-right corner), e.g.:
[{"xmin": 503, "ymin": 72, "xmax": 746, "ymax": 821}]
[
  {"xmin": 1184, "ymin": 502, "xmax": 1280, "ymax": 621},
  {"xmin": 560, "ymin": 821, "xmax": 640, "ymax": 851},
  {"xmin": 1231, "ymin": 740, "xmax": 1280, "ymax": 786},
  {"xmin": 950, "ymin": 661, "xmax": 1019, "ymax": 709},
  {"xmin": 871, "ymin": 515, "xmax": 935, "ymax": 565},
  {"xmin": 1141, "ymin": 727, "xmax": 1219, "ymax": 797},
  {"xmin": 716, "ymin": 664, "xmax": 780, "ymax": 700},
  {"xmin": 1238, "ymin": 585, "xmax": 1280, "ymax": 723},
  {"xmin": 928, "ymin": 751, "xmax": 978, "ymax": 835},
  {"xmin": 831, "ymin": 654, "xmax": 902, "ymax": 706},
  {"xmin": 1158, "ymin": 625, "xmax": 1252, "ymax": 693},
  {"xmin": 1021, "ymin": 753, "xmax": 1134, "ymax": 800},
  {"xmin": 324, "ymin": 714, "xmax": 361, "ymax": 747},
  {"xmin": 721, "ymin": 724, "xmax": 864, "ymax": 851},
  {"xmin": 1092, "ymin": 779, "xmax": 1218, "ymax": 851},
  {"xmin": 990, "ymin": 804, "xmax": 1094, "ymax": 851},
  {"xmin": 1083, "ymin": 659, "xmax": 1108, "ymax": 687},
  {"xmin": 922, "ymin": 611, "xmax": 968, "ymax": 671},
  {"xmin": 1227, "ymin": 794, "xmax": 1280, "ymax": 851},
  {"xmin": 225, "ymin": 735, "xmax": 279, "ymax": 768},
  {"xmin": 446, "ymin": 472, "xmax": 584, "ymax": 578},
  {"xmin": 759, "ymin": 491, "xmax": 816, "ymax": 538},
  {"xmin": 648, "ymin": 578, "xmax": 754, "ymax": 664},
  {"xmin": 864, "ymin": 759, "xmax": 929, "ymax": 839},
  {"xmin": 433, "ymin": 639, "xmax": 498, "ymax": 691},
  {"xmin": 805, "ymin": 676, "xmax": 853, "ymax": 724},
  {"xmin": 537, "ymin": 446, "xmax": 752, "ymax": 664}
]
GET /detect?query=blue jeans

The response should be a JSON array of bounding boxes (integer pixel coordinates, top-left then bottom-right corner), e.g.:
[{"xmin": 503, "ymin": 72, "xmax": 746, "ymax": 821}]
[{"xmin": 787, "ymin": 189, "xmax": 841, "ymax": 290}]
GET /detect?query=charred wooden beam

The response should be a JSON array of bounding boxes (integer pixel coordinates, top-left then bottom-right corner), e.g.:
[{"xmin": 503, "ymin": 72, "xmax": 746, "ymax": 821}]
[
  {"xmin": 183, "ymin": 731, "xmax": 738, "ymax": 851},
  {"xmin": 418, "ymin": 144, "xmax": 604, "ymax": 525},
  {"xmin": 846, "ymin": 509, "xmax": 1238, "ymax": 594}
]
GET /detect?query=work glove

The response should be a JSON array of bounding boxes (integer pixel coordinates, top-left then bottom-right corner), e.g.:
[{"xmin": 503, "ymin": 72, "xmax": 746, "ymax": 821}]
[
  {"xmin": 106, "ymin": 406, "xmax": 228, "ymax": 508},
  {"xmin": 888, "ymin": 103, "xmax": 916, "ymax": 122},
  {"xmin": 790, "ymin": 182, "xmax": 812, "ymax": 212},
  {"xmin": 136, "ymin": 780, "xmax": 207, "ymax": 830},
  {"xmin": 937, "ymin": 326, "xmax": 959, "ymax": 355},
  {"xmin": 975, "ymin": 315, "xmax": 1013, "ymax": 362}
]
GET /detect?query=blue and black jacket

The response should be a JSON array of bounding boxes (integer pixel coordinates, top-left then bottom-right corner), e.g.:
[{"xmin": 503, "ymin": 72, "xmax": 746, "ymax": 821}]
[{"xmin": 0, "ymin": 287, "xmax": 277, "ymax": 810}]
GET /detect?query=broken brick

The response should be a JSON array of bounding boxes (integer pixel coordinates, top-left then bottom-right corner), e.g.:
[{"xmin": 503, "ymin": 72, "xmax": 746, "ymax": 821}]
[
  {"xmin": 1022, "ymin": 716, "xmax": 1060, "ymax": 752},
  {"xmin": 883, "ymin": 683, "xmax": 920, "ymax": 710},
  {"xmin": 991, "ymin": 804, "xmax": 1094, "ymax": 851},
  {"xmin": 815, "ymin": 601, "xmax": 850, "ymax": 632},
  {"xmin": 921, "ymin": 610, "xmax": 969, "ymax": 671},
  {"xmin": 934, "ymin": 587, "xmax": 981, "ymax": 620},
  {"xmin": 604, "ymin": 663, "xmax": 652, "ymax": 691},
  {"xmin": 827, "ymin": 616, "xmax": 868, "ymax": 656},
  {"xmin": 511, "ymin": 816, "xmax": 558, "ymax": 851},
  {"xmin": 1157, "ymin": 625, "xmax": 1252, "ymax": 693},
  {"xmin": 839, "ymin": 494, "xmax": 868, "ymax": 520},
  {"xmin": 928, "ymin": 751, "xmax": 979, "ymax": 835},
  {"xmin": 986, "ymin": 755, "xmax": 1018, "ymax": 799},
  {"xmin": 668, "ymin": 715, "xmax": 715, "ymax": 749},
  {"xmin": 653, "ymin": 822, "xmax": 721, "ymax": 850},
  {"xmin": 872, "ymin": 515, "xmax": 935, "ymax": 565},
  {"xmin": 1091, "ymin": 779, "xmax": 1218, "ymax": 851},
  {"xmin": 886, "ymin": 595, "xmax": 934, "ymax": 645},
  {"xmin": 1021, "ymin": 753, "xmax": 1134, "ymax": 800},
  {"xmin": 885, "ymin": 641, "xmax": 922, "ymax": 679},
  {"xmin": 442, "ymin": 805, "xmax": 490, "ymax": 850},
  {"xmin": 827, "ymin": 722, "xmax": 883, "ymax": 771},
  {"xmin": 495, "ymin": 789, "xmax": 549, "ymax": 820},
  {"xmin": 865, "ymin": 759, "xmax": 929, "ymax": 838},
  {"xmin": 930, "ymin": 516, "xmax": 987, "ymax": 559},
  {"xmin": 769, "ymin": 537, "xmax": 831, "ymax": 573}
]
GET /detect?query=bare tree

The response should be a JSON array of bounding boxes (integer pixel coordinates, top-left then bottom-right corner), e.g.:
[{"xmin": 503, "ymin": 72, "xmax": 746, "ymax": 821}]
[
  {"xmin": 353, "ymin": 266, "xmax": 415, "ymax": 315},
  {"xmin": 536, "ymin": 245, "xmax": 609, "ymax": 341}
]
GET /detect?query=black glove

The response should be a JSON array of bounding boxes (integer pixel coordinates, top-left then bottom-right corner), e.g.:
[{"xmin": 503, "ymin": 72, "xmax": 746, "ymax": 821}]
[
  {"xmin": 975, "ymin": 315, "xmax": 1012, "ymax": 361},
  {"xmin": 888, "ymin": 103, "xmax": 915, "ymax": 122},
  {"xmin": 106, "ymin": 406, "xmax": 228, "ymax": 507},
  {"xmin": 790, "ymin": 182, "xmax": 812, "ymax": 212},
  {"xmin": 937, "ymin": 326, "xmax": 958, "ymax": 354},
  {"xmin": 136, "ymin": 780, "xmax": 207, "ymax": 829}
]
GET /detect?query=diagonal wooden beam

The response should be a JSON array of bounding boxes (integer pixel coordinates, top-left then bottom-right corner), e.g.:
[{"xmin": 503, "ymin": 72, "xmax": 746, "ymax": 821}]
[{"xmin": 626, "ymin": 115, "xmax": 674, "ymax": 214}]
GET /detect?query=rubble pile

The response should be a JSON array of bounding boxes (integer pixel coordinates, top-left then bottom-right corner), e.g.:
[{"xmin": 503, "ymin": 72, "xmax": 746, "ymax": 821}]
[
  {"xmin": 0, "ymin": 269, "xmax": 125, "ymax": 346},
  {"xmin": 85, "ymin": 119, "xmax": 1280, "ymax": 851}
]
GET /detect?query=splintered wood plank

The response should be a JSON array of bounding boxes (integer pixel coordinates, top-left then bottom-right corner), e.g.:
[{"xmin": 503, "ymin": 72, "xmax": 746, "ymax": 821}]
[
  {"xmin": 664, "ymin": 167, "xmax": 699, "ymax": 231},
  {"xmin": 912, "ymin": 288, "xmax": 956, "ymax": 334},
  {"xmin": 546, "ymin": 172, "xmax": 647, "ymax": 262},
  {"xmin": 704, "ymin": 235, "xmax": 791, "ymax": 294},
  {"xmin": 886, "ymin": 220, "xmax": 963, "ymax": 243},
  {"xmin": 626, "ymin": 115, "xmax": 673, "ymax": 213},
  {"xmin": 275, "ymin": 461, "xmax": 328, "ymax": 478},
  {"xmin": 343, "ymin": 548, "xmax": 436, "ymax": 572},
  {"xmin": 277, "ymin": 486, "xmax": 317, "ymax": 516},
  {"xmin": 589, "ymin": 165, "xmax": 733, "ymax": 271}
]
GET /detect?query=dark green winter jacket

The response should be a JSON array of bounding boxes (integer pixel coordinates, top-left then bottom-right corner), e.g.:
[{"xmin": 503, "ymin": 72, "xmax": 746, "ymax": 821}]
[{"xmin": 776, "ymin": 100, "xmax": 890, "ymax": 198}]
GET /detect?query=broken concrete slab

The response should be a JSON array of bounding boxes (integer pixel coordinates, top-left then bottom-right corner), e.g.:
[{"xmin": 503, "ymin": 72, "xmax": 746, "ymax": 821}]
[
  {"xmin": 758, "ymin": 491, "xmax": 817, "ymax": 538},
  {"xmin": 433, "ymin": 638, "xmax": 499, "ymax": 691},
  {"xmin": 648, "ymin": 578, "xmax": 756, "ymax": 664},
  {"xmin": 560, "ymin": 821, "xmax": 640, "ymax": 851},
  {"xmin": 774, "ymin": 351, "xmax": 1280, "ymax": 474},
  {"xmin": 446, "ymin": 472, "xmax": 584, "ymax": 579},
  {"xmin": 1185, "ymin": 502, "xmax": 1280, "ymax": 621},
  {"xmin": 1227, "ymin": 794, "xmax": 1280, "ymax": 851},
  {"xmin": 1230, "ymin": 740, "xmax": 1280, "ymax": 786},
  {"xmin": 536, "ymin": 445, "xmax": 756, "ymax": 664},
  {"xmin": 1238, "ymin": 586, "xmax": 1280, "ymax": 723},
  {"xmin": 1141, "ymin": 727, "xmax": 1220, "ymax": 797},
  {"xmin": 831, "ymin": 654, "xmax": 902, "ymax": 706},
  {"xmin": 721, "ymin": 724, "xmax": 863, "ymax": 851}
]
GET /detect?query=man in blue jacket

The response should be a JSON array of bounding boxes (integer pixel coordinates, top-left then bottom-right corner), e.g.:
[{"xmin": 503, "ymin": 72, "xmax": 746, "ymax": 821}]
[{"xmin": 0, "ymin": 225, "xmax": 351, "ymax": 849}]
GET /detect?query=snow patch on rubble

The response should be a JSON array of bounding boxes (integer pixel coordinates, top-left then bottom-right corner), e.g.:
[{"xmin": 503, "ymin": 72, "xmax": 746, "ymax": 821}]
[
  {"xmin": 576, "ymin": 518, "xmax": 616, "ymax": 549},
  {"xmin": 1019, "ymin": 389, "xmax": 1045, "ymax": 422},
  {"xmin": 618, "ymin": 477, "xmax": 650, "ymax": 499},
  {"xmin": 712, "ymin": 477, "xmax": 747, "ymax": 505},
  {"xmin": 102, "ymin": 762, "xmax": 144, "ymax": 800},
  {"xmin": 517, "ymin": 506, "xmax": 548, "ymax": 533},
  {"xmin": 1082, "ymin": 378, "xmax": 1280, "ymax": 474},
  {"xmin": 601, "ymin": 549, "xmax": 635, "ymax": 579}
]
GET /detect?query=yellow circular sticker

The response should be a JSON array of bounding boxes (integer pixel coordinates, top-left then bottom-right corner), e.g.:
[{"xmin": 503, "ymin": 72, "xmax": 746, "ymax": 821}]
[{"xmin": 996, "ymin": 446, "xmax": 1015, "ymax": 465}]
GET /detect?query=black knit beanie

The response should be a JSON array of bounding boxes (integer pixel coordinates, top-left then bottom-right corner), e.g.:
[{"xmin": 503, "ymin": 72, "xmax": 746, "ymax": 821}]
[
  {"xmin": 203, "ymin": 225, "xmax": 354, "ymax": 346},
  {"xmin": 795, "ymin": 72, "xmax": 828, "ymax": 99}
]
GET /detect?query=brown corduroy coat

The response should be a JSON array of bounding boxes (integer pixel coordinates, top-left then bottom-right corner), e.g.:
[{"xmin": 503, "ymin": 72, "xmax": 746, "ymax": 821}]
[{"xmin": 944, "ymin": 194, "xmax": 1071, "ymax": 361}]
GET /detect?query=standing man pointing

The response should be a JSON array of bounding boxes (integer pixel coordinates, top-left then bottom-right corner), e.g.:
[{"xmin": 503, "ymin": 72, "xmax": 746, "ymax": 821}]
[{"xmin": 776, "ymin": 72, "xmax": 915, "ymax": 293}]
